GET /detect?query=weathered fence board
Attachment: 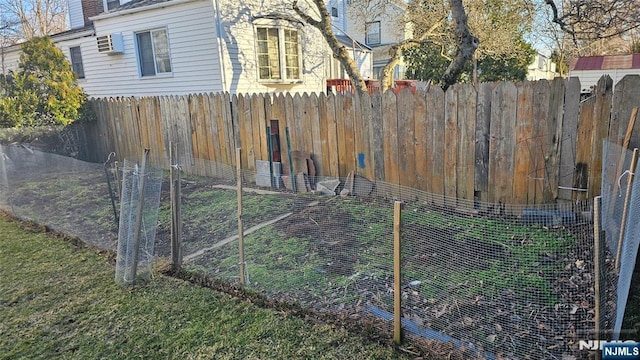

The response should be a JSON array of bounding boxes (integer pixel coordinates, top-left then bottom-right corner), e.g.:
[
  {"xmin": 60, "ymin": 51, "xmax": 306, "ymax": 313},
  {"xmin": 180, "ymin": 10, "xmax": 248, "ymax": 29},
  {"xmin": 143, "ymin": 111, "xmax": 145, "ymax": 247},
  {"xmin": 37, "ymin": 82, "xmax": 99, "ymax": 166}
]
[
  {"xmin": 371, "ymin": 92, "xmax": 385, "ymax": 183},
  {"xmin": 343, "ymin": 93, "xmax": 356, "ymax": 178},
  {"xmin": 356, "ymin": 92, "xmax": 375, "ymax": 181},
  {"xmin": 474, "ymin": 83, "xmax": 492, "ymax": 204},
  {"xmin": 324, "ymin": 92, "xmax": 340, "ymax": 178},
  {"xmin": 590, "ymin": 76, "xmax": 614, "ymax": 198},
  {"xmin": 413, "ymin": 92, "xmax": 428, "ymax": 193},
  {"xmin": 309, "ymin": 94, "xmax": 324, "ymax": 178},
  {"xmin": 398, "ymin": 89, "xmax": 416, "ymax": 191},
  {"xmin": 558, "ymin": 78, "xmax": 581, "ymax": 201},
  {"xmin": 457, "ymin": 84, "xmax": 476, "ymax": 202},
  {"xmin": 543, "ymin": 78, "xmax": 565, "ymax": 202},
  {"xmin": 251, "ymin": 94, "xmax": 268, "ymax": 163},
  {"xmin": 444, "ymin": 87, "xmax": 458, "ymax": 205},
  {"xmin": 427, "ymin": 87, "xmax": 445, "ymax": 205},
  {"xmin": 531, "ymin": 80, "xmax": 550, "ymax": 204},
  {"xmin": 85, "ymin": 76, "xmax": 633, "ymax": 205},
  {"xmin": 575, "ymin": 96, "xmax": 596, "ymax": 201},
  {"xmin": 514, "ymin": 82, "xmax": 534, "ymax": 204},
  {"xmin": 489, "ymin": 82, "xmax": 517, "ymax": 205},
  {"xmin": 383, "ymin": 91, "xmax": 400, "ymax": 191}
]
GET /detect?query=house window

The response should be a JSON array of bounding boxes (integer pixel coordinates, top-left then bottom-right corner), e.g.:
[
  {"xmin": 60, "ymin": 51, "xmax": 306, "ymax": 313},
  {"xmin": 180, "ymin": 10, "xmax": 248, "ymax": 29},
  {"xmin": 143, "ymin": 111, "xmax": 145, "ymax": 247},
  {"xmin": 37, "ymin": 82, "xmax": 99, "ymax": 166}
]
[
  {"xmin": 69, "ymin": 46, "xmax": 85, "ymax": 79},
  {"xmin": 256, "ymin": 27, "xmax": 301, "ymax": 81},
  {"xmin": 106, "ymin": 0, "xmax": 120, "ymax": 10},
  {"xmin": 331, "ymin": 7, "xmax": 338, "ymax": 17},
  {"xmin": 365, "ymin": 21, "xmax": 381, "ymax": 45},
  {"xmin": 135, "ymin": 29, "xmax": 172, "ymax": 77}
]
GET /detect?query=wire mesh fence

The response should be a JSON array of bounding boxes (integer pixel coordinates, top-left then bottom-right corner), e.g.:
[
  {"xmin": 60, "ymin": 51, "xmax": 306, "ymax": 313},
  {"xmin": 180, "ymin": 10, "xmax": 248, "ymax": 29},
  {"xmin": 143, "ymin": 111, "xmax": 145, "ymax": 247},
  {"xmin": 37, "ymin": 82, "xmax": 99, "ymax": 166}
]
[
  {"xmin": 114, "ymin": 157, "xmax": 163, "ymax": 285},
  {"xmin": 0, "ymin": 143, "xmax": 119, "ymax": 249},
  {"xmin": 600, "ymin": 140, "xmax": 640, "ymax": 342},
  {"xmin": 2, "ymin": 130, "xmax": 639, "ymax": 359},
  {"xmin": 176, "ymin": 165, "xmax": 598, "ymax": 359}
]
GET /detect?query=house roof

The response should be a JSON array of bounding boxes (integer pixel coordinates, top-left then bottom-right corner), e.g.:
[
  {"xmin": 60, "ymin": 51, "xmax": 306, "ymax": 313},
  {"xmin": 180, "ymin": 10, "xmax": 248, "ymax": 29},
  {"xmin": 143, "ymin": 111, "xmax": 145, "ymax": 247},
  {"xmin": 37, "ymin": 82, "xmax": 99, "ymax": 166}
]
[
  {"xmin": 335, "ymin": 34, "xmax": 371, "ymax": 52},
  {"xmin": 91, "ymin": 0, "xmax": 198, "ymax": 21},
  {"xmin": 2, "ymin": 26, "xmax": 95, "ymax": 51},
  {"xmin": 50, "ymin": 26, "xmax": 96, "ymax": 41},
  {"xmin": 571, "ymin": 54, "xmax": 640, "ymax": 71},
  {"xmin": 108, "ymin": 0, "xmax": 172, "ymax": 12}
]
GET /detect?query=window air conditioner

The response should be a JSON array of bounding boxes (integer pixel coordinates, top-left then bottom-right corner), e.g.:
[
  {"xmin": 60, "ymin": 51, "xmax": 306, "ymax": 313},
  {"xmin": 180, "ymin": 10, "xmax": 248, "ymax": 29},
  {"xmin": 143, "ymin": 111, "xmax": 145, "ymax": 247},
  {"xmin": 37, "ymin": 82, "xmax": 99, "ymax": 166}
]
[{"xmin": 97, "ymin": 33, "xmax": 124, "ymax": 54}]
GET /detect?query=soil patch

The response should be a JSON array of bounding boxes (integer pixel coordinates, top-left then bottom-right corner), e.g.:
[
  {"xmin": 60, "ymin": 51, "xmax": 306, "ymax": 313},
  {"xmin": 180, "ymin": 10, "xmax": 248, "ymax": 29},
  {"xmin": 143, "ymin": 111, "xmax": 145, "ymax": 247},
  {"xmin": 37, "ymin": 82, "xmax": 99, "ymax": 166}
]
[
  {"xmin": 276, "ymin": 205, "xmax": 357, "ymax": 275},
  {"xmin": 403, "ymin": 223, "xmax": 508, "ymax": 271}
]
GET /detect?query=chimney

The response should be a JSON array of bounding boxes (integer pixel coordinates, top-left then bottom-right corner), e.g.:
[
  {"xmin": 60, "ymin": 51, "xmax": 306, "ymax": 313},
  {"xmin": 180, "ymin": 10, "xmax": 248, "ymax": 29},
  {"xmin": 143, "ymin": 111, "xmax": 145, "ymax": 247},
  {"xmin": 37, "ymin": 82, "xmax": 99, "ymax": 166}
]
[{"xmin": 81, "ymin": 0, "xmax": 105, "ymax": 26}]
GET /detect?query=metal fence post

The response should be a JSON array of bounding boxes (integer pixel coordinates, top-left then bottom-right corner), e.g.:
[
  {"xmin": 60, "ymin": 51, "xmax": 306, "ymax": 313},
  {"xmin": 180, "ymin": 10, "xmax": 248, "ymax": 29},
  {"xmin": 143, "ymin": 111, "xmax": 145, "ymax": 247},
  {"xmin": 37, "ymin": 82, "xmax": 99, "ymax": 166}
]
[{"xmin": 170, "ymin": 142, "xmax": 183, "ymax": 270}]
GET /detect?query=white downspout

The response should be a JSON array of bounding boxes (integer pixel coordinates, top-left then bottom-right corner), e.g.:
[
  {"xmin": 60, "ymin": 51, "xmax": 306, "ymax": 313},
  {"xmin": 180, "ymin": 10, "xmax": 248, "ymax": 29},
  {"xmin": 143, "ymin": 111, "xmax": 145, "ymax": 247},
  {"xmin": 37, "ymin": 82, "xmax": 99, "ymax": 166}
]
[{"xmin": 213, "ymin": 0, "xmax": 228, "ymax": 92}]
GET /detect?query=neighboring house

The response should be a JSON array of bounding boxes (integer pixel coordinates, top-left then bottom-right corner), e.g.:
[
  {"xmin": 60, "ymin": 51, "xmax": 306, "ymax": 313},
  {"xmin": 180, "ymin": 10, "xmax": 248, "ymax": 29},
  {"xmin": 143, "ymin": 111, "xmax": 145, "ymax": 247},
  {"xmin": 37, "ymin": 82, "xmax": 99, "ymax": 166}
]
[
  {"xmin": 325, "ymin": 0, "xmax": 373, "ymax": 80},
  {"xmin": 569, "ymin": 53, "xmax": 640, "ymax": 94},
  {"xmin": 527, "ymin": 53, "xmax": 558, "ymax": 81},
  {"xmin": 343, "ymin": 0, "xmax": 411, "ymax": 81},
  {"xmin": 1, "ymin": 0, "xmax": 360, "ymax": 98}
]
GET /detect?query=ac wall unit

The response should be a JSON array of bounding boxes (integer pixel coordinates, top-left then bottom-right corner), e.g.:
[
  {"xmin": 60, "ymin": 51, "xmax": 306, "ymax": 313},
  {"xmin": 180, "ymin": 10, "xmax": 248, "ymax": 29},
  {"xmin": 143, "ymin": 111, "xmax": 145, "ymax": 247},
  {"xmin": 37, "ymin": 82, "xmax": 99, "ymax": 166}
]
[{"xmin": 97, "ymin": 33, "xmax": 124, "ymax": 54}]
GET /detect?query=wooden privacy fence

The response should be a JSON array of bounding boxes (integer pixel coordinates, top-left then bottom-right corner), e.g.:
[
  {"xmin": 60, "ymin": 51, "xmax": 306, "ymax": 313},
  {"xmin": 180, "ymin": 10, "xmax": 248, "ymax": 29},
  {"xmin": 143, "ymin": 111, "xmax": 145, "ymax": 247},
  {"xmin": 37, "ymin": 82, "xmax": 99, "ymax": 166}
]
[{"xmin": 83, "ymin": 75, "xmax": 640, "ymax": 206}]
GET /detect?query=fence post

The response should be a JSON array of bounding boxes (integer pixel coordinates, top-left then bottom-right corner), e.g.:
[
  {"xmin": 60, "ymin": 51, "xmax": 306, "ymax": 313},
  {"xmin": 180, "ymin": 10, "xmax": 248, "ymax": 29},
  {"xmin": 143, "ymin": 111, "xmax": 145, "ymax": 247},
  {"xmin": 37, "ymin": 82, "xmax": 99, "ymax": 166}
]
[
  {"xmin": 237, "ymin": 147, "xmax": 246, "ymax": 285},
  {"xmin": 593, "ymin": 196, "xmax": 604, "ymax": 357},
  {"xmin": 393, "ymin": 200, "xmax": 402, "ymax": 344},
  {"xmin": 170, "ymin": 142, "xmax": 183, "ymax": 270},
  {"xmin": 616, "ymin": 148, "xmax": 639, "ymax": 272},
  {"xmin": 127, "ymin": 148, "xmax": 150, "ymax": 285}
]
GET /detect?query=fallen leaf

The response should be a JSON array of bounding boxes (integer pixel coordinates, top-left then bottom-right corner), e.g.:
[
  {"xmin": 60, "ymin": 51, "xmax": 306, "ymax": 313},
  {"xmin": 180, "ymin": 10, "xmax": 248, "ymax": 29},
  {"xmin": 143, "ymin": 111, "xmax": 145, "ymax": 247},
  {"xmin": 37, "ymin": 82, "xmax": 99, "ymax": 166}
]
[
  {"xmin": 487, "ymin": 334, "xmax": 497, "ymax": 343},
  {"xmin": 495, "ymin": 323, "xmax": 503, "ymax": 332},
  {"xmin": 569, "ymin": 305, "xmax": 579, "ymax": 314}
]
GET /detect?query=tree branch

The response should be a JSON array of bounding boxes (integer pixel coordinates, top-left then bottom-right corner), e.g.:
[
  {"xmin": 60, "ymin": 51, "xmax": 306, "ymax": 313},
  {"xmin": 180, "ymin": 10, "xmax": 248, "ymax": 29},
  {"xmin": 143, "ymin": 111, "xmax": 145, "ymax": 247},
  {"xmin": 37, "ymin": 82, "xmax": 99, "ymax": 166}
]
[{"xmin": 440, "ymin": 0, "xmax": 478, "ymax": 90}]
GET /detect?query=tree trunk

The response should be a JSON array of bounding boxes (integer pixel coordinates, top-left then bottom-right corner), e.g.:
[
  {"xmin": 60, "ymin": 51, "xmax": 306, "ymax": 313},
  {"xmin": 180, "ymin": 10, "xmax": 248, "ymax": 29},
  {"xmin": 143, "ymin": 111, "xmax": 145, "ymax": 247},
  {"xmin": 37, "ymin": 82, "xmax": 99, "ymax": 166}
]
[
  {"xmin": 440, "ymin": 0, "xmax": 478, "ymax": 90},
  {"xmin": 293, "ymin": 0, "xmax": 368, "ymax": 95},
  {"xmin": 380, "ymin": 46, "xmax": 402, "ymax": 93}
]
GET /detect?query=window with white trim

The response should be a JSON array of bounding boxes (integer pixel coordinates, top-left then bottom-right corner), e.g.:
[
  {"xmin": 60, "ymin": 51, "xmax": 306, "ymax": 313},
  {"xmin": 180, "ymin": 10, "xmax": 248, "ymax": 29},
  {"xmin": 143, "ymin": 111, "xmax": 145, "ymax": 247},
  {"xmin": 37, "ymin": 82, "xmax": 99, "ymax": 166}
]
[
  {"xmin": 106, "ymin": 0, "xmax": 120, "ymax": 10},
  {"xmin": 135, "ymin": 28, "xmax": 172, "ymax": 77},
  {"xmin": 69, "ymin": 46, "xmax": 85, "ymax": 79},
  {"xmin": 365, "ymin": 21, "xmax": 381, "ymax": 45},
  {"xmin": 256, "ymin": 26, "xmax": 301, "ymax": 81}
]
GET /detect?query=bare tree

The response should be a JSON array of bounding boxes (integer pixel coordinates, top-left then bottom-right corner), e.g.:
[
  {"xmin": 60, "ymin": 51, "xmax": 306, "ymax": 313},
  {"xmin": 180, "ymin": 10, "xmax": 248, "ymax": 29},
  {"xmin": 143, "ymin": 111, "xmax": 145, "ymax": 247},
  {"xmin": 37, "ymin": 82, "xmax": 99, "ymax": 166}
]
[
  {"xmin": 0, "ymin": 0, "xmax": 68, "ymax": 40},
  {"xmin": 294, "ymin": 0, "xmax": 478, "ymax": 92},
  {"xmin": 544, "ymin": 0, "xmax": 640, "ymax": 41}
]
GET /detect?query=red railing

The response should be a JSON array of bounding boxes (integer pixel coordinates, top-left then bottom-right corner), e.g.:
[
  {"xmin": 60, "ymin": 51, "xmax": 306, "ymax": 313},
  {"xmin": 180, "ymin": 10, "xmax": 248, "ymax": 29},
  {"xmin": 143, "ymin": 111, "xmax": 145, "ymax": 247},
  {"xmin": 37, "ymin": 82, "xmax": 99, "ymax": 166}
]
[{"xmin": 326, "ymin": 79, "xmax": 416, "ymax": 94}]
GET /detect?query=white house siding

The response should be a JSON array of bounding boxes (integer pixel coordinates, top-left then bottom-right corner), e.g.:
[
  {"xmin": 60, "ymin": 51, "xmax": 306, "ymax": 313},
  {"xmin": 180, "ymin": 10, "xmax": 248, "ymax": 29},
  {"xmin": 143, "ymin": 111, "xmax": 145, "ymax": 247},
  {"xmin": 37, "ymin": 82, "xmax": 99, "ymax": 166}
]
[
  {"xmin": 345, "ymin": 0, "xmax": 406, "ymax": 46},
  {"xmin": 215, "ymin": 0, "xmax": 328, "ymax": 95},
  {"xmin": 328, "ymin": 0, "xmax": 347, "ymax": 34},
  {"xmin": 569, "ymin": 69, "xmax": 640, "ymax": 93},
  {"xmin": 377, "ymin": 4, "xmax": 405, "ymax": 46},
  {"xmin": 68, "ymin": 0, "xmax": 85, "ymax": 29},
  {"xmin": 86, "ymin": 0, "xmax": 223, "ymax": 97},
  {"xmin": 0, "ymin": 47, "xmax": 21, "ymax": 74},
  {"xmin": 53, "ymin": 35, "xmax": 100, "ymax": 92}
]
